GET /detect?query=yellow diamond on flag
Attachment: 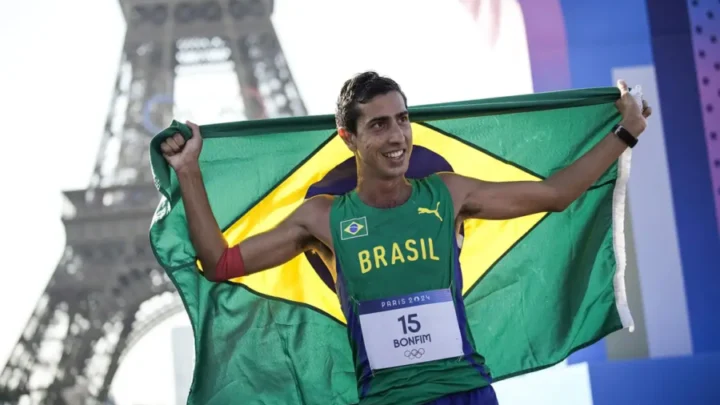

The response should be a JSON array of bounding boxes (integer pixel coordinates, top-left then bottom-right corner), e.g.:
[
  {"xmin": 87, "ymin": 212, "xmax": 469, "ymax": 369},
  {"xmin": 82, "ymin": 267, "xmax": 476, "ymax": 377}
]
[{"xmin": 219, "ymin": 123, "xmax": 546, "ymax": 324}]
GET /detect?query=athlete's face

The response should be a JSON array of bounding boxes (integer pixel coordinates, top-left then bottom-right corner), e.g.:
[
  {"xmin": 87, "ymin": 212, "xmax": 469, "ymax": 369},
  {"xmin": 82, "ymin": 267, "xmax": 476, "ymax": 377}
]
[{"xmin": 348, "ymin": 91, "xmax": 412, "ymax": 179}]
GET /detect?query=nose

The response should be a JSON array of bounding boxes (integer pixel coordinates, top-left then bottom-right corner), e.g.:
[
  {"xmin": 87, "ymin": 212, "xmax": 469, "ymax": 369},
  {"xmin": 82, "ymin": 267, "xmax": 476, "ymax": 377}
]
[{"xmin": 387, "ymin": 122, "xmax": 404, "ymax": 144}]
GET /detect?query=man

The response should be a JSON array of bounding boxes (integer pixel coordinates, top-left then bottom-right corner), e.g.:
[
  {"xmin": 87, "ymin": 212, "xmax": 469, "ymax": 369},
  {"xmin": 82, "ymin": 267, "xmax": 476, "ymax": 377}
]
[{"xmin": 160, "ymin": 71, "xmax": 651, "ymax": 405}]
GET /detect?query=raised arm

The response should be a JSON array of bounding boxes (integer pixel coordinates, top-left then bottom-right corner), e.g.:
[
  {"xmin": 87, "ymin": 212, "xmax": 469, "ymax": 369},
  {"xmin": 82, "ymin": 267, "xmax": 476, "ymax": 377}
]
[
  {"xmin": 442, "ymin": 80, "xmax": 652, "ymax": 221},
  {"xmin": 161, "ymin": 122, "xmax": 325, "ymax": 281}
]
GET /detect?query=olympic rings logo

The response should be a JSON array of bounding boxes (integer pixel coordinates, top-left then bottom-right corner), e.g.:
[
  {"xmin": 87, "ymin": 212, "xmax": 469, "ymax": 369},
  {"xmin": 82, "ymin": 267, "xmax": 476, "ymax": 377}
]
[{"xmin": 404, "ymin": 348, "xmax": 425, "ymax": 359}]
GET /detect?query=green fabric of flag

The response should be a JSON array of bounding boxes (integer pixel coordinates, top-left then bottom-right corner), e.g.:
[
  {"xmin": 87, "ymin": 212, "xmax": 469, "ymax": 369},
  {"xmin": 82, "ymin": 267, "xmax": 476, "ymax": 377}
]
[{"xmin": 148, "ymin": 87, "xmax": 634, "ymax": 405}]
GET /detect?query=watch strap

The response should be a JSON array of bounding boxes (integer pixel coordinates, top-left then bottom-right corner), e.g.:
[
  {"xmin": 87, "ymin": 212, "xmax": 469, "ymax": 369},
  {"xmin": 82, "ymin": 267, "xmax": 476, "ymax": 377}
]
[{"xmin": 612, "ymin": 124, "xmax": 638, "ymax": 148}]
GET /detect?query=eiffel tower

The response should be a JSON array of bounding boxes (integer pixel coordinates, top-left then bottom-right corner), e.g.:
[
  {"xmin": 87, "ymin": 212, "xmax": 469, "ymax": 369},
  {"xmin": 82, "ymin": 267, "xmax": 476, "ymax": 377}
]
[{"xmin": 0, "ymin": 1, "xmax": 305, "ymax": 404}]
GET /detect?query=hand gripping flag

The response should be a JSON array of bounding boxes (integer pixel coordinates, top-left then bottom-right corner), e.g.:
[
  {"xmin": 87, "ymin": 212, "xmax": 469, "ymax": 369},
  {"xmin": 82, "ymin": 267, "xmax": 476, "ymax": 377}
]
[{"xmin": 149, "ymin": 87, "xmax": 634, "ymax": 405}]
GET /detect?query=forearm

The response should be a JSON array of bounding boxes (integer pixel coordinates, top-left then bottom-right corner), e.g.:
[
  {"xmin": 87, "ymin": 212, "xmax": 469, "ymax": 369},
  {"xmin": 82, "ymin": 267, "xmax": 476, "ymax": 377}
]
[
  {"xmin": 545, "ymin": 129, "xmax": 631, "ymax": 210},
  {"xmin": 176, "ymin": 164, "xmax": 227, "ymax": 276}
]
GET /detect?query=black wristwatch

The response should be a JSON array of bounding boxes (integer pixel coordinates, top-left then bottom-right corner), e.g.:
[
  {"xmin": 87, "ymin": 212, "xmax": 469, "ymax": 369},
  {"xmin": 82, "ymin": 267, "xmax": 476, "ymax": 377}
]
[{"xmin": 612, "ymin": 124, "xmax": 638, "ymax": 148}]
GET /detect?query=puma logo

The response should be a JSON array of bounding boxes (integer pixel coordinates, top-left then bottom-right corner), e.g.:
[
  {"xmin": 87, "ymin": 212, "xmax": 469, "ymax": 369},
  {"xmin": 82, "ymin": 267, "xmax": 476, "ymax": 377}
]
[{"xmin": 418, "ymin": 202, "xmax": 443, "ymax": 222}]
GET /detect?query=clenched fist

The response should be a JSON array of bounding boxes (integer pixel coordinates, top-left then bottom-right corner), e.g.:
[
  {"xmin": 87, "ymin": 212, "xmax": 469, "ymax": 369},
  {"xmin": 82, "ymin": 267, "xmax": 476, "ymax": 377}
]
[
  {"xmin": 161, "ymin": 121, "xmax": 203, "ymax": 172},
  {"xmin": 615, "ymin": 80, "xmax": 653, "ymax": 138}
]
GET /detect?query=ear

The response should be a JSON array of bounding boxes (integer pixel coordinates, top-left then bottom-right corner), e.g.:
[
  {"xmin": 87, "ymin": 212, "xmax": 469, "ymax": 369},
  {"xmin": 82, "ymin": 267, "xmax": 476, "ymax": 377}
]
[{"xmin": 338, "ymin": 128, "xmax": 357, "ymax": 152}]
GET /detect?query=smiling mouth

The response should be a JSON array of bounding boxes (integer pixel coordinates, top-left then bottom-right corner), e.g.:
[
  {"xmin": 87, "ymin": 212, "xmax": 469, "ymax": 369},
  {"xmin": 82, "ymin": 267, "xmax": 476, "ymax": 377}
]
[{"xmin": 382, "ymin": 149, "xmax": 405, "ymax": 160}]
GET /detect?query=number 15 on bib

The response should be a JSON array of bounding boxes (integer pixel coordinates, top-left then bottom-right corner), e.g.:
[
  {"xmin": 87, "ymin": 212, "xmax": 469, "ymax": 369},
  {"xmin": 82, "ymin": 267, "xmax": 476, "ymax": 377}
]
[{"xmin": 357, "ymin": 289, "xmax": 465, "ymax": 370}]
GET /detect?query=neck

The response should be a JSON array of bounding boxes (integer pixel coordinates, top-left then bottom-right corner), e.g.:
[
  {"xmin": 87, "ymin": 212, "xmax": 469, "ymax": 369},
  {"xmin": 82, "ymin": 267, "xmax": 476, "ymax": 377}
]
[{"xmin": 356, "ymin": 174, "xmax": 411, "ymax": 209}]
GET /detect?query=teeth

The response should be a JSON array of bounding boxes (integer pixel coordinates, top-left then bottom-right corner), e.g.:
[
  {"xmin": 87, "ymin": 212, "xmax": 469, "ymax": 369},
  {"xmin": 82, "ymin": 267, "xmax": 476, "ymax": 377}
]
[{"xmin": 384, "ymin": 150, "xmax": 403, "ymax": 158}]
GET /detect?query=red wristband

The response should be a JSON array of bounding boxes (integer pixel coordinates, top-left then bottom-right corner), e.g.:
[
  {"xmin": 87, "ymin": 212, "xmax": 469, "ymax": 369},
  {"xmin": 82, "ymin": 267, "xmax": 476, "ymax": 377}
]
[{"xmin": 214, "ymin": 245, "xmax": 245, "ymax": 281}]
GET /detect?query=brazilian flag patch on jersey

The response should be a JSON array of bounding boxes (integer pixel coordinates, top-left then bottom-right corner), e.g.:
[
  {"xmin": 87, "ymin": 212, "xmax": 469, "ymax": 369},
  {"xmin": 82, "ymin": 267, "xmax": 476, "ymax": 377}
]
[{"xmin": 340, "ymin": 217, "xmax": 369, "ymax": 240}]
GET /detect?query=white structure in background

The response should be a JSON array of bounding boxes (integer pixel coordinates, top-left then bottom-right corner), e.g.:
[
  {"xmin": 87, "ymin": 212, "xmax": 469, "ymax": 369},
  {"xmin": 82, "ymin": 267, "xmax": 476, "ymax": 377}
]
[
  {"xmin": 494, "ymin": 360, "xmax": 594, "ymax": 404},
  {"xmin": 171, "ymin": 327, "xmax": 195, "ymax": 405}
]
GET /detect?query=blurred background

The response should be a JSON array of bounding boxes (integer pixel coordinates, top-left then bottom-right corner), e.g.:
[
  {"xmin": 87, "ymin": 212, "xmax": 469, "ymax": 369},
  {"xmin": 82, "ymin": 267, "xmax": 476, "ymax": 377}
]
[{"xmin": 0, "ymin": 0, "xmax": 718, "ymax": 404}]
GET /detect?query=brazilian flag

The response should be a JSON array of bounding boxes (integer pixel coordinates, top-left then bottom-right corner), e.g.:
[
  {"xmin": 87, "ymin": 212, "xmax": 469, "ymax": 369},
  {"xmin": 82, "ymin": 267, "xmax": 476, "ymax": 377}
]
[{"xmin": 149, "ymin": 88, "xmax": 634, "ymax": 405}]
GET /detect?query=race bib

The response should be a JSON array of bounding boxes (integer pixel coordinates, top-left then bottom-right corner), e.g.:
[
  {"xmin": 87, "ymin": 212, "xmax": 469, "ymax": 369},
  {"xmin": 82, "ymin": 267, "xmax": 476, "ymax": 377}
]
[{"xmin": 357, "ymin": 289, "xmax": 464, "ymax": 370}]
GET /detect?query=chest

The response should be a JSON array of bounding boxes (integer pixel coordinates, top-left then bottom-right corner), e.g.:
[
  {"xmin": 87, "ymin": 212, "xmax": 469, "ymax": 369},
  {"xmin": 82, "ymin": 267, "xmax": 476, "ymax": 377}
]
[{"xmin": 333, "ymin": 210, "xmax": 455, "ymax": 299}]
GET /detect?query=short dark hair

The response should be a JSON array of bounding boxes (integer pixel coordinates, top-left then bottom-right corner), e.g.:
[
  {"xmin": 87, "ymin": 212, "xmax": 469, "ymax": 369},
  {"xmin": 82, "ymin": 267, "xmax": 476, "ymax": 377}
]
[{"xmin": 335, "ymin": 71, "xmax": 407, "ymax": 133}]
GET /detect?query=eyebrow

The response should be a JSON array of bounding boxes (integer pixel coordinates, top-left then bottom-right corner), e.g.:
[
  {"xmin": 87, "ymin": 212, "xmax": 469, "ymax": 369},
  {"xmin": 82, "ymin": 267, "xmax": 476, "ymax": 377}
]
[{"xmin": 366, "ymin": 111, "xmax": 409, "ymax": 125}]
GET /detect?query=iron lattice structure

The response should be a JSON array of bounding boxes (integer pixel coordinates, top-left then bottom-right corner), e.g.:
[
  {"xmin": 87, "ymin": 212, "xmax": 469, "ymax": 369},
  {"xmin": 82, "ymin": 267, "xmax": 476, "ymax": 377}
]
[{"xmin": 0, "ymin": 1, "xmax": 306, "ymax": 404}]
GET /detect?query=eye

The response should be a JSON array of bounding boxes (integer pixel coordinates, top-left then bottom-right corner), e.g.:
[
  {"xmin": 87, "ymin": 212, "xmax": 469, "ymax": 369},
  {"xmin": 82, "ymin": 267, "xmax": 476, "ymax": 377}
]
[{"xmin": 398, "ymin": 115, "xmax": 409, "ymax": 123}]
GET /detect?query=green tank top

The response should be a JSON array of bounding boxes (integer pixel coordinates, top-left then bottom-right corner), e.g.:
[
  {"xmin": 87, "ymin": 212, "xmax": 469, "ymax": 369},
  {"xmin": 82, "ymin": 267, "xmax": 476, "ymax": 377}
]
[{"xmin": 329, "ymin": 174, "xmax": 491, "ymax": 405}]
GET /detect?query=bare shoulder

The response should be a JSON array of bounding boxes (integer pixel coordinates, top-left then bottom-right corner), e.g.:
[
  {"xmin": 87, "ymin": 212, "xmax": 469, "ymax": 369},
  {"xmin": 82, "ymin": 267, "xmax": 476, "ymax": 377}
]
[
  {"xmin": 437, "ymin": 172, "xmax": 476, "ymax": 215},
  {"xmin": 437, "ymin": 172, "xmax": 477, "ymax": 189},
  {"xmin": 437, "ymin": 172, "xmax": 463, "ymax": 189},
  {"xmin": 296, "ymin": 194, "xmax": 335, "ymax": 250},
  {"xmin": 300, "ymin": 194, "xmax": 334, "ymax": 216}
]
